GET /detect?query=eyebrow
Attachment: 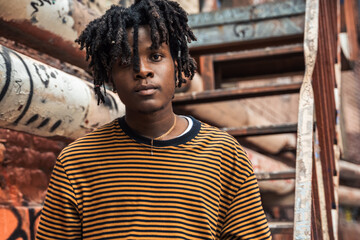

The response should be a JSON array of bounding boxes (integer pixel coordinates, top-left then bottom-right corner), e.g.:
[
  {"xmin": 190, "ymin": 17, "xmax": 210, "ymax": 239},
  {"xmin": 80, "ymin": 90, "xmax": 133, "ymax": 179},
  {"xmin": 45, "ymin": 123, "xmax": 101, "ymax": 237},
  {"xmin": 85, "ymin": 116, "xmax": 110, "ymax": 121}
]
[{"xmin": 146, "ymin": 45, "xmax": 166, "ymax": 51}]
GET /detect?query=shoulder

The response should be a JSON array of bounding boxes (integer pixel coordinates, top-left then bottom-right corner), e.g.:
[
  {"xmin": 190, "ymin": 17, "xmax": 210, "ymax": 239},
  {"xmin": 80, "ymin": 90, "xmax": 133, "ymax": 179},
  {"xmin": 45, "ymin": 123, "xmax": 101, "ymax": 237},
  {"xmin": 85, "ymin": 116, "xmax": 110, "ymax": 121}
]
[
  {"xmin": 57, "ymin": 119, "xmax": 121, "ymax": 162},
  {"xmin": 197, "ymin": 119, "xmax": 252, "ymax": 168},
  {"xmin": 193, "ymin": 119, "xmax": 254, "ymax": 186}
]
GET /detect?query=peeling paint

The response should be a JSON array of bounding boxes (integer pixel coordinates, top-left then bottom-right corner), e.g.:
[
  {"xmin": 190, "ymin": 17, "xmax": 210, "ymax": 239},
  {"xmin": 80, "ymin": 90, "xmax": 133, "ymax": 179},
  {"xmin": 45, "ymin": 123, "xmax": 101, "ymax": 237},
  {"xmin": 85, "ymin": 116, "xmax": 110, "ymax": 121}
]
[{"xmin": 0, "ymin": 45, "xmax": 125, "ymax": 140}]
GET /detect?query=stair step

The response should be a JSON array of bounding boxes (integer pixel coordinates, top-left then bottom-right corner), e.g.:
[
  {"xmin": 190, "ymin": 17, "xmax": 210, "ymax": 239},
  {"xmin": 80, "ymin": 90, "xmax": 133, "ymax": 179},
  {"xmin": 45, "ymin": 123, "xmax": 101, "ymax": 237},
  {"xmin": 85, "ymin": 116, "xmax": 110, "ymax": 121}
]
[
  {"xmin": 268, "ymin": 221, "xmax": 293, "ymax": 234},
  {"xmin": 173, "ymin": 82, "xmax": 301, "ymax": 105},
  {"xmin": 255, "ymin": 170, "xmax": 296, "ymax": 180},
  {"xmin": 222, "ymin": 123, "xmax": 297, "ymax": 137}
]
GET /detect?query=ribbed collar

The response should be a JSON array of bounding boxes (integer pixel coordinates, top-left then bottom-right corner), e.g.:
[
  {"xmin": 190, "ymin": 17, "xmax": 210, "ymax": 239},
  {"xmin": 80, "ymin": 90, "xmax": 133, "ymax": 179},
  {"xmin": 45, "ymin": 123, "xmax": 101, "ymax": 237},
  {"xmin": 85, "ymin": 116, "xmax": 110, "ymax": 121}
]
[{"xmin": 118, "ymin": 115, "xmax": 201, "ymax": 147}]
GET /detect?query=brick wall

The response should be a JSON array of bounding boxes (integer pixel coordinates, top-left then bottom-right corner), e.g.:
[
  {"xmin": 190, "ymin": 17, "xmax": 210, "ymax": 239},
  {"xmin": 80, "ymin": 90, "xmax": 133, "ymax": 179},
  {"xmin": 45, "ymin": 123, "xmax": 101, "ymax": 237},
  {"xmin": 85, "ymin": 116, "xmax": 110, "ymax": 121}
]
[{"xmin": 0, "ymin": 128, "xmax": 66, "ymax": 239}]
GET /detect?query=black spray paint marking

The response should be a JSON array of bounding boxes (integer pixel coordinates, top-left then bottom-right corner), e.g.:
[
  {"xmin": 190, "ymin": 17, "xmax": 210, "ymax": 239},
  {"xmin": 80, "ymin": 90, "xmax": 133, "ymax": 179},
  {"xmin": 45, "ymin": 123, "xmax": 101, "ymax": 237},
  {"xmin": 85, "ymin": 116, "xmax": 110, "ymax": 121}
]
[
  {"xmin": 0, "ymin": 46, "xmax": 12, "ymax": 102},
  {"xmin": 30, "ymin": 0, "xmax": 53, "ymax": 16},
  {"xmin": 33, "ymin": 64, "xmax": 50, "ymax": 88},
  {"xmin": 50, "ymin": 72, "xmax": 56, "ymax": 78},
  {"xmin": 57, "ymin": 10, "xmax": 67, "ymax": 24},
  {"xmin": 8, "ymin": 206, "xmax": 28, "ymax": 240},
  {"xmin": 15, "ymin": 80, "xmax": 23, "ymax": 94},
  {"xmin": 37, "ymin": 118, "xmax": 50, "ymax": 129},
  {"xmin": 26, "ymin": 114, "xmax": 39, "ymax": 125},
  {"xmin": 28, "ymin": 204, "xmax": 41, "ymax": 240},
  {"xmin": 108, "ymin": 94, "xmax": 119, "ymax": 112},
  {"xmin": 50, "ymin": 120, "xmax": 62, "ymax": 132},
  {"xmin": 12, "ymin": 50, "xmax": 34, "ymax": 125},
  {"xmin": 103, "ymin": 95, "xmax": 113, "ymax": 110}
]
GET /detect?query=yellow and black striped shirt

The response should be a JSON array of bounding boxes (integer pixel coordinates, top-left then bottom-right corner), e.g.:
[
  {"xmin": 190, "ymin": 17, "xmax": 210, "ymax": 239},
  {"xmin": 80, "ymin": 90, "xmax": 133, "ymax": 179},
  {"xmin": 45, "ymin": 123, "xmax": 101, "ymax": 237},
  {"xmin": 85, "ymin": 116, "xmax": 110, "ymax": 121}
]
[{"xmin": 36, "ymin": 116, "xmax": 271, "ymax": 239}]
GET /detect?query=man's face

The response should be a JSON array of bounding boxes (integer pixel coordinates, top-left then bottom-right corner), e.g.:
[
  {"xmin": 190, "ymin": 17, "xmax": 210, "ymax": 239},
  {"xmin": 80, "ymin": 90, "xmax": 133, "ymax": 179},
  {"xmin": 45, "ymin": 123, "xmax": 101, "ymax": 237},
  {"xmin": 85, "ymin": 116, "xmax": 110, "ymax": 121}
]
[{"xmin": 111, "ymin": 26, "xmax": 175, "ymax": 115}]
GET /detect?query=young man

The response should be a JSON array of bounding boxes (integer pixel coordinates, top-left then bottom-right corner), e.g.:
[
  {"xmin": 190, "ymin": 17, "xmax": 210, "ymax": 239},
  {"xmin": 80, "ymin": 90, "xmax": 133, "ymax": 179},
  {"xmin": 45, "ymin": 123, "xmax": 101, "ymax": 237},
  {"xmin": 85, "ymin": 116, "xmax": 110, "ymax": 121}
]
[{"xmin": 36, "ymin": 0, "xmax": 272, "ymax": 239}]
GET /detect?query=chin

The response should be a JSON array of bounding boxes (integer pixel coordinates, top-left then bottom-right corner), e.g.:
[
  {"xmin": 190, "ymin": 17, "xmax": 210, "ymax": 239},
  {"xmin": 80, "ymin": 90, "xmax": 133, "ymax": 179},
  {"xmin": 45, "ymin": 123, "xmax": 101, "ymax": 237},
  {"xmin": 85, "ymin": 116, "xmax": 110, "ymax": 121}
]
[{"xmin": 137, "ymin": 104, "xmax": 166, "ymax": 114}]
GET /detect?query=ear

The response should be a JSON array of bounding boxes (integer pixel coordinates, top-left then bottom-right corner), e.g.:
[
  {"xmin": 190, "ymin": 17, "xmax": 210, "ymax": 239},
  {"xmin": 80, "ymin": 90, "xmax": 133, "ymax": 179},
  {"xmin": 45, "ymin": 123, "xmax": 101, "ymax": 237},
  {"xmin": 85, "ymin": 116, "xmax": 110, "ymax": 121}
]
[
  {"xmin": 107, "ymin": 70, "xmax": 116, "ymax": 92},
  {"xmin": 174, "ymin": 60, "xmax": 179, "ymax": 87}
]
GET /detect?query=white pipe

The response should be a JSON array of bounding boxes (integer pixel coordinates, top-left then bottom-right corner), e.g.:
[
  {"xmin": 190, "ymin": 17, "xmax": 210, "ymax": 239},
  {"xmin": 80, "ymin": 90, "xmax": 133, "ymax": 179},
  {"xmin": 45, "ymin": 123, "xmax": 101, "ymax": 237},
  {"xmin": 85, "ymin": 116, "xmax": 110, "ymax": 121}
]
[{"xmin": 0, "ymin": 45, "xmax": 125, "ymax": 139}]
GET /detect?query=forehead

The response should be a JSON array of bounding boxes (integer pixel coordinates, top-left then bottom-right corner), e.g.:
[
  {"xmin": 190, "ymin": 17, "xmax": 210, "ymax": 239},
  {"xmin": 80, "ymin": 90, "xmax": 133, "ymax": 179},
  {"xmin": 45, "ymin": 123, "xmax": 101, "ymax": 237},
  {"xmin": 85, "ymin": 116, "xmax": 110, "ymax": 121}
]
[{"xmin": 126, "ymin": 25, "xmax": 169, "ymax": 50}]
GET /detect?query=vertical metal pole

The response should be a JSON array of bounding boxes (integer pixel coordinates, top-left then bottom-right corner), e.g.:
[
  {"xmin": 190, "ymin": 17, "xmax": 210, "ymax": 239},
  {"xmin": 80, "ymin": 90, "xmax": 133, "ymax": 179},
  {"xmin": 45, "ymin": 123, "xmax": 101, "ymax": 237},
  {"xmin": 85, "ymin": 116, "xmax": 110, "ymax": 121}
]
[{"xmin": 293, "ymin": 0, "xmax": 319, "ymax": 239}]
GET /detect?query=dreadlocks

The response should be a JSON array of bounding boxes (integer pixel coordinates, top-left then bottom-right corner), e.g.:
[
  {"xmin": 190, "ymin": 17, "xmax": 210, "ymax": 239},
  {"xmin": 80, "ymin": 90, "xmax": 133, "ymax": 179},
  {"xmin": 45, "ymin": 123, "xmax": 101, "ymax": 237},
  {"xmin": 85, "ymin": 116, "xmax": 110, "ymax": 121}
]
[{"xmin": 75, "ymin": 0, "xmax": 197, "ymax": 104}]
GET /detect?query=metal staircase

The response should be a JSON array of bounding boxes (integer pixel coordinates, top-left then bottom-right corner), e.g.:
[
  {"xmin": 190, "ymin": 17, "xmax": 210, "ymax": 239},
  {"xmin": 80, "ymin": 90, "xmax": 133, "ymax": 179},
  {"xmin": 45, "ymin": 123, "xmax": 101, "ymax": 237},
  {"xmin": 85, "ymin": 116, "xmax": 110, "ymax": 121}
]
[{"xmin": 173, "ymin": 0, "xmax": 341, "ymax": 239}]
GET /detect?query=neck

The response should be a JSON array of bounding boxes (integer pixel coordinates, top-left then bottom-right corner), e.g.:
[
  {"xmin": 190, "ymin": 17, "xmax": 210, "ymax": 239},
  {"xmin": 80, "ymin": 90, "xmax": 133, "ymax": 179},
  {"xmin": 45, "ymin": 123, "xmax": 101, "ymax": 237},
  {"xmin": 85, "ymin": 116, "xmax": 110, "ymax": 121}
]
[{"xmin": 125, "ymin": 107, "xmax": 177, "ymax": 140}]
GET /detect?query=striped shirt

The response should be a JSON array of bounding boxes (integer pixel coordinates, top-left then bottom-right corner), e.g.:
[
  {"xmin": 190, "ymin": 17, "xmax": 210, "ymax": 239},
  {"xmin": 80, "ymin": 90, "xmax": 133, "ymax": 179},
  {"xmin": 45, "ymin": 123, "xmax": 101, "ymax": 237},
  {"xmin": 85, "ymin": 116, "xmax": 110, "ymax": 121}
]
[{"xmin": 36, "ymin": 116, "xmax": 272, "ymax": 239}]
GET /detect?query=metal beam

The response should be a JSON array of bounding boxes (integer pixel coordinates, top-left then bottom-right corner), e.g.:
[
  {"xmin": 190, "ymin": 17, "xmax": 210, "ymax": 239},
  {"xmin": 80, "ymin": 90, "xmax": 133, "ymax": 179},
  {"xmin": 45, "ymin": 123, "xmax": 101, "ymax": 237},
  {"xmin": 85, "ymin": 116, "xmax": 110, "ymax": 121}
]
[
  {"xmin": 256, "ymin": 170, "xmax": 296, "ymax": 181},
  {"xmin": 173, "ymin": 82, "xmax": 301, "ymax": 105},
  {"xmin": 188, "ymin": 1, "xmax": 306, "ymax": 54},
  {"xmin": 188, "ymin": 1, "xmax": 305, "ymax": 28},
  {"xmin": 222, "ymin": 123, "xmax": 298, "ymax": 137},
  {"xmin": 269, "ymin": 222, "xmax": 294, "ymax": 235}
]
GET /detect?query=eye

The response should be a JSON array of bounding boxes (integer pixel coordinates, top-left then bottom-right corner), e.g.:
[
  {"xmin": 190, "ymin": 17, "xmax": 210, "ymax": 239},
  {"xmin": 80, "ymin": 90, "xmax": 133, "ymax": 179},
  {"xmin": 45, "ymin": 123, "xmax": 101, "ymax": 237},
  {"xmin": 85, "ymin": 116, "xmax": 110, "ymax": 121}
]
[{"xmin": 151, "ymin": 53, "xmax": 163, "ymax": 62}]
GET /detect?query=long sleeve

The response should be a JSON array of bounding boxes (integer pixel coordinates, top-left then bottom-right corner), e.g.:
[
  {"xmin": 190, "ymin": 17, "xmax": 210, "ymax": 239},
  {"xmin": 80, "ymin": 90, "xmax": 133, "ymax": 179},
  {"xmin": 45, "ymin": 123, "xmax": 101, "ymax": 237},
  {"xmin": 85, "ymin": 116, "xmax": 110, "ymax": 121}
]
[
  {"xmin": 36, "ymin": 159, "xmax": 82, "ymax": 240},
  {"xmin": 220, "ymin": 165, "xmax": 272, "ymax": 239}
]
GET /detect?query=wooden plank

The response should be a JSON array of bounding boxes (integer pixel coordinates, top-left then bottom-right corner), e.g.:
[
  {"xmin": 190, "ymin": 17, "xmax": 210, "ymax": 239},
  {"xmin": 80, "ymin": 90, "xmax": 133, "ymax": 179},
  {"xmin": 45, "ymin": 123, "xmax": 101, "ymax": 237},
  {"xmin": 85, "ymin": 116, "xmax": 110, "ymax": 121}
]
[
  {"xmin": 269, "ymin": 222, "xmax": 293, "ymax": 234},
  {"xmin": 339, "ymin": 160, "xmax": 360, "ymax": 180},
  {"xmin": 222, "ymin": 123, "xmax": 297, "ymax": 137},
  {"xmin": 212, "ymin": 44, "xmax": 304, "ymax": 62},
  {"xmin": 198, "ymin": 55, "xmax": 215, "ymax": 90},
  {"xmin": 172, "ymin": 82, "xmax": 301, "ymax": 105},
  {"xmin": 342, "ymin": 0, "xmax": 359, "ymax": 61},
  {"xmin": 256, "ymin": 170, "xmax": 296, "ymax": 181}
]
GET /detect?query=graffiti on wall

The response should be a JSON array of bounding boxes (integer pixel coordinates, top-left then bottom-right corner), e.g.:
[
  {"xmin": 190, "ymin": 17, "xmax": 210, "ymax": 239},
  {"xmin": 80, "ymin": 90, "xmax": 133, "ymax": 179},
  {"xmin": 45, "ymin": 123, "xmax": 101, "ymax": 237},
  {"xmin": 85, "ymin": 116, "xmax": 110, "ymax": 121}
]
[
  {"xmin": 0, "ymin": 45, "xmax": 125, "ymax": 140},
  {"xmin": 30, "ymin": 0, "xmax": 55, "ymax": 16},
  {"xmin": 0, "ymin": 204, "xmax": 41, "ymax": 240}
]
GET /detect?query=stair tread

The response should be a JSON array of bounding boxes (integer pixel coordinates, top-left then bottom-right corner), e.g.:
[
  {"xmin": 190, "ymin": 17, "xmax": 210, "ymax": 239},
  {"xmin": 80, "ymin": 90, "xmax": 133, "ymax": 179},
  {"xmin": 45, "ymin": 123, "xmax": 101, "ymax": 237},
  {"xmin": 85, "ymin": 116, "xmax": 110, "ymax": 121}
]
[
  {"xmin": 222, "ymin": 123, "xmax": 298, "ymax": 137},
  {"xmin": 173, "ymin": 82, "xmax": 301, "ymax": 105},
  {"xmin": 268, "ymin": 221, "xmax": 293, "ymax": 234},
  {"xmin": 255, "ymin": 170, "xmax": 296, "ymax": 180}
]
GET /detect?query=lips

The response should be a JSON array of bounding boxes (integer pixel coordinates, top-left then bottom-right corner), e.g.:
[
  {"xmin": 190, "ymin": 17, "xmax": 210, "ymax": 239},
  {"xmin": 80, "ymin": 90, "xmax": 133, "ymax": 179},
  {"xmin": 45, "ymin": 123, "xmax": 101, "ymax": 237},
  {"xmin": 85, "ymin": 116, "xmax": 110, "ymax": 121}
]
[{"xmin": 134, "ymin": 84, "xmax": 158, "ymax": 96}]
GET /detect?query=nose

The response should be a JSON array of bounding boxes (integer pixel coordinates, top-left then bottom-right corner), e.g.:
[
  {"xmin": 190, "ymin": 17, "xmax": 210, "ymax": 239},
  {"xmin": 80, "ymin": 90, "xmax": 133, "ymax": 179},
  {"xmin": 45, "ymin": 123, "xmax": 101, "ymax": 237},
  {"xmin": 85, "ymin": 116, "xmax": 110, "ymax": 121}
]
[{"xmin": 134, "ymin": 58, "xmax": 154, "ymax": 80}]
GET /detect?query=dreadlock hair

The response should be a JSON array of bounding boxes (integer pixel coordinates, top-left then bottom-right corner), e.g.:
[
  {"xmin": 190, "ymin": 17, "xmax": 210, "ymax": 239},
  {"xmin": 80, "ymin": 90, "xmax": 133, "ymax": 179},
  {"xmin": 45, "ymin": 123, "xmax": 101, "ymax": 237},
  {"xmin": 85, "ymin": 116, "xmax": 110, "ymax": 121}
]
[{"xmin": 75, "ymin": 0, "xmax": 197, "ymax": 104}]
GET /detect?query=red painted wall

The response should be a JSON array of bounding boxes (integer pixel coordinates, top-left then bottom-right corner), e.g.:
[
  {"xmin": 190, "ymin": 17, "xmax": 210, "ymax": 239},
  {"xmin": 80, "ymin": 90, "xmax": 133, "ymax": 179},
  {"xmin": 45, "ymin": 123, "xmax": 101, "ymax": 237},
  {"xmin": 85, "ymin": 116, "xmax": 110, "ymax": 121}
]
[{"xmin": 0, "ymin": 128, "xmax": 66, "ymax": 239}]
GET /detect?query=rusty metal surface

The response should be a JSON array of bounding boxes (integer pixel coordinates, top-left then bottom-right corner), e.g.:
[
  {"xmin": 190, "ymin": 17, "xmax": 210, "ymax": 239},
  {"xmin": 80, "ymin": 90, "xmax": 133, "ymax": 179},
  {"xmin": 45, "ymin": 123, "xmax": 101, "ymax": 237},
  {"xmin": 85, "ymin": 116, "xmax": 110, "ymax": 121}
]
[
  {"xmin": 173, "ymin": 82, "xmax": 301, "ymax": 105},
  {"xmin": 212, "ymin": 43, "xmax": 304, "ymax": 62},
  {"xmin": 311, "ymin": 0, "xmax": 339, "ymax": 238},
  {"xmin": 293, "ymin": 0, "xmax": 319, "ymax": 239},
  {"xmin": 211, "ymin": 44, "xmax": 305, "ymax": 83},
  {"xmin": 198, "ymin": 55, "xmax": 215, "ymax": 90},
  {"xmin": 0, "ymin": 0, "xmax": 98, "ymax": 69},
  {"xmin": 314, "ymin": 129, "xmax": 331, "ymax": 239},
  {"xmin": 222, "ymin": 123, "xmax": 297, "ymax": 137},
  {"xmin": 188, "ymin": 1, "xmax": 306, "ymax": 53},
  {"xmin": 190, "ymin": 15, "xmax": 304, "ymax": 53},
  {"xmin": 188, "ymin": 1, "xmax": 305, "ymax": 28}
]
